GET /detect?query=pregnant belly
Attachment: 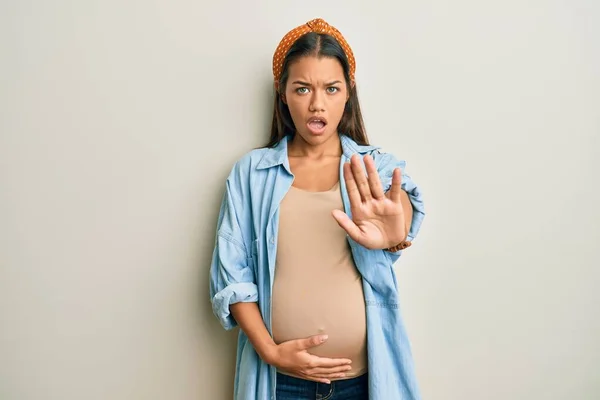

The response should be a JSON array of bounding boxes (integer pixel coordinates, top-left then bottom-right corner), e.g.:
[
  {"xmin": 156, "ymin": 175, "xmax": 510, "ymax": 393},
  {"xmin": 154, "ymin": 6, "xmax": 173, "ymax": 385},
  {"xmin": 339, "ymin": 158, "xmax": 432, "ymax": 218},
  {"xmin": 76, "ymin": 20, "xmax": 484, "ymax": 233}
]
[{"xmin": 271, "ymin": 281, "xmax": 367, "ymax": 378}]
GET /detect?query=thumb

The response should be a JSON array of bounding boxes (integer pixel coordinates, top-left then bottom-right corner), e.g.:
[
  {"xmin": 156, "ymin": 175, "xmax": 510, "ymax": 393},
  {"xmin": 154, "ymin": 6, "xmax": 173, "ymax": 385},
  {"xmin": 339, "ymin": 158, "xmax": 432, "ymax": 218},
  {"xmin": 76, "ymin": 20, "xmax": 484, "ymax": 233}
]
[
  {"xmin": 331, "ymin": 210, "xmax": 362, "ymax": 242},
  {"xmin": 297, "ymin": 334, "xmax": 328, "ymax": 350}
]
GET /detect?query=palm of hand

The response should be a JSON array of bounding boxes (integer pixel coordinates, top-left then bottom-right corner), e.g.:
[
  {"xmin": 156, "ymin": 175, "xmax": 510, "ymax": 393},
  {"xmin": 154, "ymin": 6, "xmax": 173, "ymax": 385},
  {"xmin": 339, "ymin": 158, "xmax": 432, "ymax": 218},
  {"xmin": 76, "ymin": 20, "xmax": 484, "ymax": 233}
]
[{"xmin": 332, "ymin": 154, "xmax": 407, "ymax": 250}]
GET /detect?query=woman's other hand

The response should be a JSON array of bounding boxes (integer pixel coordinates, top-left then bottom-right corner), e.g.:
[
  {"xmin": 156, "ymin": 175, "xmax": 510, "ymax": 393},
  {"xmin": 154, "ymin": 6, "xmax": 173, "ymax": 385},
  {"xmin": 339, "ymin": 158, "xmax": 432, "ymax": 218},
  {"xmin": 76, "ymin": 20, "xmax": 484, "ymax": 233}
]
[{"xmin": 264, "ymin": 334, "xmax": 352, "ymax": 384}]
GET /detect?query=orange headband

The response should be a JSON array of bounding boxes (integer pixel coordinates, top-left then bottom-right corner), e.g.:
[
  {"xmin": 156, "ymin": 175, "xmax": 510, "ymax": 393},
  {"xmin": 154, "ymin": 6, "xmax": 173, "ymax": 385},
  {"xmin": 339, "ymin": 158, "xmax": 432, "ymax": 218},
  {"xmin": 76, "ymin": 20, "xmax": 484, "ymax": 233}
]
[{"xmin": 272, "ymin": 18, "xmax": 356, "ymax": 83}]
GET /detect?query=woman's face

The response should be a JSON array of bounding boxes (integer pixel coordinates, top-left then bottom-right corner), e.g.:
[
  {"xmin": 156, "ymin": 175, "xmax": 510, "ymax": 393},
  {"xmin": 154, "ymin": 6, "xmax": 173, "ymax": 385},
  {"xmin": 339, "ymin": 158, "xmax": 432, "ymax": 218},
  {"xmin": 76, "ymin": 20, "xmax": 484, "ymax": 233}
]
[{"xmin": 283, "ymin": 56, "xmax": 349, "ymax": 147}]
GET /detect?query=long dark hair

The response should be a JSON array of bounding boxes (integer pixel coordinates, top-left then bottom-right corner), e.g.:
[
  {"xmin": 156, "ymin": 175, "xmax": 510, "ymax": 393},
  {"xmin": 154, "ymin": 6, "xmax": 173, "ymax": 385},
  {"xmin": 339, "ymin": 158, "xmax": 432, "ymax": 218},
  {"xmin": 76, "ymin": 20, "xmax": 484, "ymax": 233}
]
[{"xmin": 265, "ymin": 32, "xmax": 369, "ymax": 148}]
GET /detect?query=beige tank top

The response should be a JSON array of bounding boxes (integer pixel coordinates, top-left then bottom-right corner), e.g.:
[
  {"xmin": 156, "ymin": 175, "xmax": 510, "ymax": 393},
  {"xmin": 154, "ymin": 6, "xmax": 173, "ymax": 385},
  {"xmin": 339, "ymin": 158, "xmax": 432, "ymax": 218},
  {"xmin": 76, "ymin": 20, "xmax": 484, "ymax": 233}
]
[{"xmin": 271, "ymin": 182, "xmax": 367, "ymax": 379}]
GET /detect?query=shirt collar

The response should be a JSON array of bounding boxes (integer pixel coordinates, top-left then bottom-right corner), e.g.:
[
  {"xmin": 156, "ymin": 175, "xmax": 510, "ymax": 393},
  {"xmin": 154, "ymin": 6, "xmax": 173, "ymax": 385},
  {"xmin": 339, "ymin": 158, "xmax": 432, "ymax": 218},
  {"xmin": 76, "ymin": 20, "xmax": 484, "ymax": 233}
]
[{"xmin": 256, "ymin": 135, "xmax": 290, "ymax": 170}]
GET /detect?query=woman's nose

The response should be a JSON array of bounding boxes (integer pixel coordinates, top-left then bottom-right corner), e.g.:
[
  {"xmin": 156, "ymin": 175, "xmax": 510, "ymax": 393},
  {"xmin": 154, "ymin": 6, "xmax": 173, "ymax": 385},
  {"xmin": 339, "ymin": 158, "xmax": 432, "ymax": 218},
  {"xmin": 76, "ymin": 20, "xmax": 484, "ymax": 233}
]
[{"xmin": 309, "ymin": 92, "xmax": 325, "ymax": 112}]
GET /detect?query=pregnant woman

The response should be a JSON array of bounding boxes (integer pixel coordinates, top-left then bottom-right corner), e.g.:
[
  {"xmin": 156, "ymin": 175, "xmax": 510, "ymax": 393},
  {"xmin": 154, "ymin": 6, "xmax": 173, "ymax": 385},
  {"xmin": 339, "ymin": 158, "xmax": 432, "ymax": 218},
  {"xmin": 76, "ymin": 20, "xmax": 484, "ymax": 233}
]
[{"xmin": 209, "ymin": 18, "xmax": 426, "ymax": 400}]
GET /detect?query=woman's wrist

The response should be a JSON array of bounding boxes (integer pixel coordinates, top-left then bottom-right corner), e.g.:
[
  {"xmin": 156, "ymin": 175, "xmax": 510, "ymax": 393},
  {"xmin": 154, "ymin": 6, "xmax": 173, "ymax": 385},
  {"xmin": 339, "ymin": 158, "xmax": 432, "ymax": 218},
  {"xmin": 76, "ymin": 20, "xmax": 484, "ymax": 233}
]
[{"xmin": 257, "ymin": 342, "xmax": 279, "ymax": 366}]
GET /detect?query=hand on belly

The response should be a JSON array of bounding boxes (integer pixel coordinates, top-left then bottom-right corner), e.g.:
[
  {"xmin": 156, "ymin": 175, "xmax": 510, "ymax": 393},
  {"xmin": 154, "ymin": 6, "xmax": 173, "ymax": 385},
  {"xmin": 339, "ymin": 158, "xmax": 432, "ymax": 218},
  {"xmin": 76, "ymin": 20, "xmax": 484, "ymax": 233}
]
[
  {"xmin": 267, "ymin": 333, "xmax": 353, "ymax": 384},
  {"xmin": 272, "ymin": 316, "xmax": 367, "ymax": 379}
]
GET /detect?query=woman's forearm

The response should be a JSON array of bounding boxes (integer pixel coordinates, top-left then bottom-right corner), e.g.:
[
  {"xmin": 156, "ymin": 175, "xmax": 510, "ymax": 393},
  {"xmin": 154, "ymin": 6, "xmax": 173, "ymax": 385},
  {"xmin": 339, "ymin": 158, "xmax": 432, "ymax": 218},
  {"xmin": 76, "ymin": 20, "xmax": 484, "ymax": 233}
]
[{"xmin": 230, "ymin": 302, "xmax": 277, "ymax": 364}]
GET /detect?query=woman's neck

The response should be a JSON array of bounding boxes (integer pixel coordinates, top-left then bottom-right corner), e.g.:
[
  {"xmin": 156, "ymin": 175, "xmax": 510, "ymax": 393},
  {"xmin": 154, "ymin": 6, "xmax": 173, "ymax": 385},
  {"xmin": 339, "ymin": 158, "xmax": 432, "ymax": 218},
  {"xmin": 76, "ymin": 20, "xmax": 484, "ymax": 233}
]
[{"xmin": 287, "ymin": 134, "xmax": 342, "ymax": 159}]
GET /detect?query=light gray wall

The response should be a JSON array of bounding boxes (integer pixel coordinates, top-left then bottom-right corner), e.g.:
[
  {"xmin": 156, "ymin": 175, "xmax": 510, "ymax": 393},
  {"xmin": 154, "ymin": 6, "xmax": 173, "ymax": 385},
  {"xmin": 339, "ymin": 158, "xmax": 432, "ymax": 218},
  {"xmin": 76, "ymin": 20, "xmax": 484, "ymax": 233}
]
[{"xmin": 1, "ymin": 1, "xmax": 598, "ymax": 399}]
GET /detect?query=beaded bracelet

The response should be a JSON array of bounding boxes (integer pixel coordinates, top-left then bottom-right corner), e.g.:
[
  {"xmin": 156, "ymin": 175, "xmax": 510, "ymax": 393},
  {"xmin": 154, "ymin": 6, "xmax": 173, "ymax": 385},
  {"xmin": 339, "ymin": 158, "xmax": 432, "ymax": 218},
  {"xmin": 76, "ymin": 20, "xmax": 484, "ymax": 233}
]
[{"xmin": 386, "ymin": 241, "xmax": 412, "ymax": 252}]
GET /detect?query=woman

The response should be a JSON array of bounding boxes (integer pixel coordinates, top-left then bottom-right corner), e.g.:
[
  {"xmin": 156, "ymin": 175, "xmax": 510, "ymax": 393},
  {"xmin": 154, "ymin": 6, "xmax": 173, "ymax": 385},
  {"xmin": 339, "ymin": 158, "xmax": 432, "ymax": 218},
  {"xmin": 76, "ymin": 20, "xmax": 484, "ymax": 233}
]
[{"xmin": 209, "ymin": 18, "xmax": 425, "ymax": 400}]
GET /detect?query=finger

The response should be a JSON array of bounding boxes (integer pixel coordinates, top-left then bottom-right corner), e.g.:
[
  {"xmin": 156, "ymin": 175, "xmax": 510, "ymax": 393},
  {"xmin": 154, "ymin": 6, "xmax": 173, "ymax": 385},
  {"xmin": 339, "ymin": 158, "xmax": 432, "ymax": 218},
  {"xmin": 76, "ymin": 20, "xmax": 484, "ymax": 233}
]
[
  {"xmin": 364, "ymin": 154, "xmax": 385, "ymax": 199},
  {"xmin": 309, "ymin": 365, "xmax": 353, "ymax": 375},
  {"xmin": 388, "ymin": 168, "xmax": 403, "ymax": 203},
  {"xmin": 310, "ymin": 372, "xmax": 348, "ymax": 380},
  {"xmin": 296, "ymin": 334, "xmax": 328, "ymax": 350},
  {"xmin": 350, "ymin": 154, "xmax": 372, "ymax": 202},
  {"xmin": 343, "ymin": 162, "xmax": 362, "ymax": 206},
  {"xmin": 308, "ymin": 355, "xmax": 353, "ymax": 368},
  {"xmin": 301, "ymin": 375, "xmax": 332, "ymax": 384},
  {"xmin": 331, "ymin": 209, "xmax": 363, "ymax": 244}
]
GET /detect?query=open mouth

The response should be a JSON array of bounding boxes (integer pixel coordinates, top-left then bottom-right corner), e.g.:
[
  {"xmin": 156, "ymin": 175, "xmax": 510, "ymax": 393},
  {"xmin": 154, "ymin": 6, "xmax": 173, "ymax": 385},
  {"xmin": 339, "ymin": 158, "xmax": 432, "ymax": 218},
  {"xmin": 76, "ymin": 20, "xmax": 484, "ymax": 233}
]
[{"xmin": 307, "ymin": 116, "xmax": 328, "ymax": 134}]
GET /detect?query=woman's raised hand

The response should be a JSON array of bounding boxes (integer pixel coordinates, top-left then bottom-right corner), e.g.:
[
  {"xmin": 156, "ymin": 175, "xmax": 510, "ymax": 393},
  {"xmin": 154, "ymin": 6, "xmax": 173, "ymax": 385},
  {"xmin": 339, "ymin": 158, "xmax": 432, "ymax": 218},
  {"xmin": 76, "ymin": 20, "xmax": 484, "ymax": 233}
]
[{"xmin": 332, "ymin": 154, "xmax": 407, "ymax": 250}]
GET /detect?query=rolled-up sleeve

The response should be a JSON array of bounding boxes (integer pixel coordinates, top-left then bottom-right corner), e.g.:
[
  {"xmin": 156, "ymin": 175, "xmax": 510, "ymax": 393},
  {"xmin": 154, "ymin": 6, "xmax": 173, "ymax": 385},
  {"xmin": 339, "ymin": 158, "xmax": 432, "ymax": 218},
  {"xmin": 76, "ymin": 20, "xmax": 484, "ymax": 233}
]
[
  {"xmin": 373, "ymin": 150, "xmax": 426, "ymax": 259},
  {"xmin": 209, "ymin": 178, "xmax": 258, "ymax": 331}
]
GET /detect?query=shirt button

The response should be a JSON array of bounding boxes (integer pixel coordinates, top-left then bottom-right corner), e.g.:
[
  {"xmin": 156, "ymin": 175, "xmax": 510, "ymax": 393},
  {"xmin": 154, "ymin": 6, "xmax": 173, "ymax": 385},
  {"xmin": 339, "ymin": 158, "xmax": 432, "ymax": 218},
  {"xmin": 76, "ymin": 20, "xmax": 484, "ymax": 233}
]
[{"xmin": 270, "ymin": 238, "xmax": 275, "ymax": 244}]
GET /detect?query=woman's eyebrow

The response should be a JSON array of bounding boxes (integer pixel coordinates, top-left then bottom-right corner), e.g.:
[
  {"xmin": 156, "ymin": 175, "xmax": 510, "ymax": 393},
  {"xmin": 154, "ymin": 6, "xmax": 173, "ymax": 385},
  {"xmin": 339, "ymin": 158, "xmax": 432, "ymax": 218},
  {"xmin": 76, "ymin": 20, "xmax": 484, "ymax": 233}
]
[{"xmin": 291, "ymin": 80, "xmax": 343, "ymax": 86}]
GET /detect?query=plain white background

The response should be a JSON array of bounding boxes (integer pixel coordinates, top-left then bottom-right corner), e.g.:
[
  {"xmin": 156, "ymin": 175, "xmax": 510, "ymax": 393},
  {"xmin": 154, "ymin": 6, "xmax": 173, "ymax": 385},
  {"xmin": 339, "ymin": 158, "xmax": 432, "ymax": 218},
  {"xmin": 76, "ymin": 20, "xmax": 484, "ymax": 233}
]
[{"xmin": 1, "ymin": 1, "xmax": 599, "ymax": 399}]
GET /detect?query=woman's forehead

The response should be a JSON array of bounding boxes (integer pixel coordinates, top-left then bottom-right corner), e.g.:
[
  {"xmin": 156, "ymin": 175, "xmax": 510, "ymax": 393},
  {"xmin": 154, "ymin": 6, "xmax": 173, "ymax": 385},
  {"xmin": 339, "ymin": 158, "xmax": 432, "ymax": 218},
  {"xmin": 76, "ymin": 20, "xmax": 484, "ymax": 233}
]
[{"xmin": 287, "ymin": 56, "xmax": 345, "ymax": 80}]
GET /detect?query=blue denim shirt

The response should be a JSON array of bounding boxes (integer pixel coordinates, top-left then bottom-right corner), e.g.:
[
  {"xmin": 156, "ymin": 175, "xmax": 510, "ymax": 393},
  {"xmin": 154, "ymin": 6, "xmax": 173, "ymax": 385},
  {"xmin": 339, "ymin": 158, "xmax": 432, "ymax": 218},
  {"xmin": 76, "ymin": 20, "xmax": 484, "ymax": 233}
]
[{"xmin": 209, "ymin": 135, "xmax": 426, "ymax": 400}]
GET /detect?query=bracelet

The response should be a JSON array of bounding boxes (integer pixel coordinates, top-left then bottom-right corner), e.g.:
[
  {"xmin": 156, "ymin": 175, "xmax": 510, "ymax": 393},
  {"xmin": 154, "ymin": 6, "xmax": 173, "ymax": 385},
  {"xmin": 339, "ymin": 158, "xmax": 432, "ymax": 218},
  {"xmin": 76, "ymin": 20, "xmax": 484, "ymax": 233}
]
[{"xmin": 386, "ymin": 240, "xmax": 412, "ymax": 252}]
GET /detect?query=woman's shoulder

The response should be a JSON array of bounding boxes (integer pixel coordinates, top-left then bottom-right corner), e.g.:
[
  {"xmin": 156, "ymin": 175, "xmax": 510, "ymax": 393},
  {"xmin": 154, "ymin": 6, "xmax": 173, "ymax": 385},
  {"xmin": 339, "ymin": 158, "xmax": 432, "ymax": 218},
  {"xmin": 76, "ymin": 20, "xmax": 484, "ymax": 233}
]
[
  {"xmin": 340, "ymin": 135, "xmax": 403, "ymax": 166},
  {"xmin": 227, "ymin": 147, "xmax": 270, "ymax": 175},
  {"xmin": 223, "ymin": 146, "xmax": 276, "ymax": 193}
]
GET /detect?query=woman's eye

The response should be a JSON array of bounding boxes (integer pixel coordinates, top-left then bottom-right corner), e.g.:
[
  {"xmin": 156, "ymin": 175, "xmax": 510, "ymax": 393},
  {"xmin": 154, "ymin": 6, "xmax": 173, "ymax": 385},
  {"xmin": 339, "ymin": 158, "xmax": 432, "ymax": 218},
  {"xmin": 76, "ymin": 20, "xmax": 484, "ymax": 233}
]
[
  {"xmin": 327, "ymin": 87, "xmax": 339, "ymax": 94},
  {"xmin": 296, "ymin": 87, "xmax": 309, "ymax": 94}
]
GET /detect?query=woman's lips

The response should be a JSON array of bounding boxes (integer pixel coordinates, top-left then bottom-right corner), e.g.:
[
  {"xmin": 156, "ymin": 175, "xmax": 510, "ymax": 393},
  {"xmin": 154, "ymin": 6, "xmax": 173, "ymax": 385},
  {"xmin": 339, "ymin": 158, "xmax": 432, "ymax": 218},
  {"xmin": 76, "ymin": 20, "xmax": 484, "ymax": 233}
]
[{"xmin": 307, "ymin": 117, "xmax": 327, "ymax": 135}]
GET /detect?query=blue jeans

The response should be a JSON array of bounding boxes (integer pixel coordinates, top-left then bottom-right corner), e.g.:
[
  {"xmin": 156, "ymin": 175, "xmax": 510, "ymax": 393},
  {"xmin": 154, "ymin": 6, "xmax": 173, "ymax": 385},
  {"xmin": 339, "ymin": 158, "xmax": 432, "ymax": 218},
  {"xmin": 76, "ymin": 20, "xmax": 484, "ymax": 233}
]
[{"xmin": 276, "ymin": 373, "xmax": 368, "ymax": 400}]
